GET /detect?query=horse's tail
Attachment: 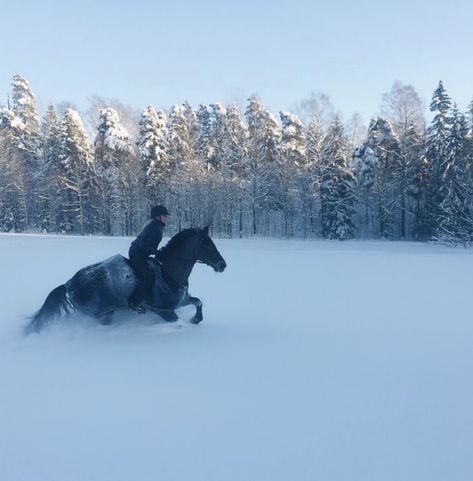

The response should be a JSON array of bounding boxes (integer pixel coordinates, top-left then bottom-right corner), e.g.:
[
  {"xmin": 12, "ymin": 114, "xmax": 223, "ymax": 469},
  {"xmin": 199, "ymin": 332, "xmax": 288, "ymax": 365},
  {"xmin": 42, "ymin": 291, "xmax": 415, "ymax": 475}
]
[{"xmin": 24, "ymin": 284, "xmax": 72, "ymax": 335}]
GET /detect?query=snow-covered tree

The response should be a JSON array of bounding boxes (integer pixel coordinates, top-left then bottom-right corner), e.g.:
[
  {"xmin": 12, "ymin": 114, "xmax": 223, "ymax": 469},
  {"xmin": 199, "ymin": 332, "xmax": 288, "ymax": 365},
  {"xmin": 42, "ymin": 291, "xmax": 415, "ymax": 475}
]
[
  {"xmin": 423, "ymin": 81, "xmax": 452, "ymax": 239},
  {"xmin": 167, "ymin": 104, "xmax": 204, "ymax": 229},
  {"xmin": 95, "ymin": 108, "xmax": 137, "ymax": 235},
  {"xmin": 434, "ymin": 107, "xmax": 473, "ymax": 245},
  {"xmin": 467, "ymin": 99, "xmax": 473, "ymax": 139},
  {"xmin": 351, "ymin": 117, "xmax": 401, "ymax": 238},
  {"xmin": 196, "ymin": 105, "xmax": 213, "ymax": 166},
  {"xmin": 1, "ymin": 77, "xmax": 472, "ymax": 242},
  {"xmin": 245, "ymin": 97, "xmax": 282, "ymax": 235},
  {"xmin": 221, "ymin": 104, "xmax": 249, "ymax": 236},
  {"xmin": 37, "ymin": 105, "xmax": 62, "ymax": 232},
  {"xmin": 167, "ymin": 105, "xmax": 193, "ymax": 172},
  {"xmin": 279, "ymin": 111, "xmax": 306, "ymax": 236},
  {"xmin": 209, "ymin": 103, "xmax": 227, "ymax": 170},
  {"xmin": 319, "ymin": 117, "xmax": 355, "ymax": 240},
  {"xmin": 9, "ymin": 75, "xmax": 41, "ymax": 227},
  {"xmin": 0, "ymin": 108, "xmax": 28, "ymax": 231},
  {"xmin": 182, "ymin": 101, "xmax": 199, "ymax": 160},
  {"xmin": 403, "ymin": 122, "xmax": 426, "ymax": 240},
  {"xmin": 137, "ymin": 106, "xmax": 168, "ymax": 205},
  {"xmin": 346, "ymin": 113, "xmax": 367, "ymax": 151},
  {"xmin": 206, "ymin": 104, "xmax": 247, "ymax": 237},
  {"xmin": 245, "ymin": 97, "xmax": 263, "ymax": 234},
  {"xmin": 85, "ymin": 96, "xmax": 140, "ymax": 140},
  {"xmin": 58, "ymin": 109, "xmax": 98, "ymax": 233},
  {"xmin": 303, "ymin": 120, "xmax": 324, "ymax": 236},
  {"xmin": 380, "ymin": 82, "xmax": 426, "ymax": 238},
  {"xmin": 381, "ymin": 81, "xmax": 425, "ymax": 136},
  {"xmin": 280, "ymin": 111, "xmax": 306, "ymax": 167},
  {"xmin": 293, "ymin": 91, "xmax": 335, "ymax": 130},
  {"xmin": 11, "ymin": 75, "xmax": 40, "ymax": 137},
  {"xmin": 223, "ymin": 105, "xmax": 249, "ymax": 176}
]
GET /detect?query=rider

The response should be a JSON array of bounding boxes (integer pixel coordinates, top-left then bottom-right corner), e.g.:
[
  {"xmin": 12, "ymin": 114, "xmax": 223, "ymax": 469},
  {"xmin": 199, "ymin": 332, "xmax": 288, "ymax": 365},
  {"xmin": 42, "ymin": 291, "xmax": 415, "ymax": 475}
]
[{"xmin": 128, "ymin": 205, "xmax": 170, "ymax": 313}]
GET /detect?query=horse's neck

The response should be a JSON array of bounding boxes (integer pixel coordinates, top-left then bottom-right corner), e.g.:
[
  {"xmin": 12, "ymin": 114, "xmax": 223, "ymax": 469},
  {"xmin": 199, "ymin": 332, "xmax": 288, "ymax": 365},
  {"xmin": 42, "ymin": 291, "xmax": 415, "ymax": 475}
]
[{"xmin": 161, "ymin": 245, "xmax": 195, "ymax": 287}]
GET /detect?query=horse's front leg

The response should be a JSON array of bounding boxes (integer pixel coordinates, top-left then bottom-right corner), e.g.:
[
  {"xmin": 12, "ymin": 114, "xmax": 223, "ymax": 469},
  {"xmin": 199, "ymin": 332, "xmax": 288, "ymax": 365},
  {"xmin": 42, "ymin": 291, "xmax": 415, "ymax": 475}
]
[
  {"xmin": 95, "ymin": 311, "xmax": 114, "ymax": 326},
  {"xmin": 187, "ymin": 296, "xmax": 203, "ymax": 324},
  {"xmin": 157, "ymin": 308, "xmax": 179, "ymax": 322}
]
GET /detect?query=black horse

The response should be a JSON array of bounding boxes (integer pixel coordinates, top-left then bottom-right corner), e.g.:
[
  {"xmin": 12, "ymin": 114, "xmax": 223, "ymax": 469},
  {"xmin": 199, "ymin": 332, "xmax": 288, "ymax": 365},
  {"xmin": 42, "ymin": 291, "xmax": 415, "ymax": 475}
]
[{"xmin": 25, "ymin": 226, "xmax": 227, "ymax": 334}]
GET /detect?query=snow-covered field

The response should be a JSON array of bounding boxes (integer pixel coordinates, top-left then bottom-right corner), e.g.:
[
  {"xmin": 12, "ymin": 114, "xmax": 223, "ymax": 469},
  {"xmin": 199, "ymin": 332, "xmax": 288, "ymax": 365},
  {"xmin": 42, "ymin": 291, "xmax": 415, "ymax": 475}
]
[{"xmin": 0, "ymin": 233, "xmax": 472, "ymax": 481}]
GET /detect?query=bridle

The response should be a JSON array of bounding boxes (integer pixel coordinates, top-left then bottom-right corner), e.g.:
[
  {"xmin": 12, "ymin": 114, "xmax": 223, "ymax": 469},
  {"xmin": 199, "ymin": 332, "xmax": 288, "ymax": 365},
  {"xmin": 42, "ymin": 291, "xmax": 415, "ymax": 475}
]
[{"xmin": 158, "ymin": 233, "xmax": 219, "ymax": 286}]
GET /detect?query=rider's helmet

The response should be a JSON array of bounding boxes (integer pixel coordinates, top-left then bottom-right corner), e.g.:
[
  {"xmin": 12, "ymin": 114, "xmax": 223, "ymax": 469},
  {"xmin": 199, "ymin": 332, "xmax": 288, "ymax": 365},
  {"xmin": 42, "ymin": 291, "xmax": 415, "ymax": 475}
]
[{"xmin": 151, "ymin": 205, "xmax": 170, "ymax": 218}]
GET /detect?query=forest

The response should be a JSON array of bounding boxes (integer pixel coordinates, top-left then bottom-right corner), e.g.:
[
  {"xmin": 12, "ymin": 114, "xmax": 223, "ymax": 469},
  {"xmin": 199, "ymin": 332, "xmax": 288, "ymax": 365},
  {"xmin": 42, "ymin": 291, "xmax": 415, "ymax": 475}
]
[{"xmin": 1, "ymin": 75, "xmax": 471, "ymax": 244}]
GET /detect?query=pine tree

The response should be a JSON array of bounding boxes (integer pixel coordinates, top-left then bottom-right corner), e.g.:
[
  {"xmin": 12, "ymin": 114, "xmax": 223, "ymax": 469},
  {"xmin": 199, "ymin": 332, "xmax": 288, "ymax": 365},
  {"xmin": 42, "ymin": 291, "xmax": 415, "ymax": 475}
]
[
  {"xmin": 223, "ymin": 105, "xmax": 249, "ymax": 176},
  {"xmin": 279, "ymin": 111, "xmax": 306, "ymax": 236},
  {"xmin": 209, "ymin": 103, "xmax": 227, "ymax": 170},
  {"xmin": 403, "ymin": 122, "xmax": 426, "ymax": 240},
  {"xmin": 167, "ymin": 104, "xmax": 202, "ymax": 228},
  {"xmin": 10, "ymin": 75, "xmax": 41, "ymax": 227},
  {"xmin": 244, "ymin": 97, "xmax": 282, "ymax": 234},
  {"xmin": 95, "ymin": 108, "xmax": 136, "ymax": 235},
  {"xmin": 244, "ymin": 97, "xmax": 262, "ymax": 234},
  {"xmin": 0, "ymin": 108, "xmax": 28, "ymax": 231},
  {"xmin": 319, "ymin": 117, "xmax": 355, "ymax": 240},
  {"xmin": 138, "ymin": 106, "xmax": 169, "ymax": 205},
  {"xmin": 167, "ymin": 105, "xmax": 193, "ymax": 172},
  {"xmin": 380, "ymin": 82, "xmax": 426, "ymax": 238},
  {"xmin": 467, "ymin": 99, "xmax": 473, "ymax": 138},
  {"xmin": 182, "ymin": 101, "xmax": 199, "ymax": 161},
  {"xmin": 37, "ymin": 105, "xmax": 62, "ymax": 231},
  {"xmin": 258, "ymin": 109, "xmax": 282, "ymax": 222},
  {"xmin": 423, "ymin": 81, "xmax": 452, "ymax": 238},
  {"xmin": 351, "ymin": 118, "xmax": 401, "ymax": 238},
  {"xmin": 280, "ymin": 112, "xmax": 306, "ymax": 167},
  {"xmin": 306, "ymin": 121, "xmax": 323, "ymax": 167},
  {"xmin": 221, "ymin": 104, "xmax": 249, "ymax": 236},
  {"xmin": 435, "ymin": 107, "xmax": 473, "ymax": 245},
  {"xmin": 304, "ymin": 120, "xmax": 324, "ymax": 236},
  {"xmin": 196, "ymin": 105, "xmax": 213, "ymax": 166},
  {"xmin": 58, "ymin": 109, "xmax": 98, "ymax": 233}
]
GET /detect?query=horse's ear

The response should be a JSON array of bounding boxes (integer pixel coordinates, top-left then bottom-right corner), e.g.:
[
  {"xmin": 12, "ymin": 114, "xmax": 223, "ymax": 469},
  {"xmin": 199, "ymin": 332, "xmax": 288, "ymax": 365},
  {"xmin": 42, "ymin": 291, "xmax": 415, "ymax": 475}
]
[{"xmin": 201, "ymin": 225, "xmax": 210, "ymax": 236}]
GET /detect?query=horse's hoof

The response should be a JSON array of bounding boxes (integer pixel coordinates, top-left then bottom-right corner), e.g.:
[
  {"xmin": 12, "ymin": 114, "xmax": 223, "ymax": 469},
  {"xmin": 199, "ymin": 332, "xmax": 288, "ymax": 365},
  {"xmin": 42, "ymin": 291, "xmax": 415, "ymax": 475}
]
[{"xmin": 159, "ymin": 310, "xmax": 179, "ymax": 322}]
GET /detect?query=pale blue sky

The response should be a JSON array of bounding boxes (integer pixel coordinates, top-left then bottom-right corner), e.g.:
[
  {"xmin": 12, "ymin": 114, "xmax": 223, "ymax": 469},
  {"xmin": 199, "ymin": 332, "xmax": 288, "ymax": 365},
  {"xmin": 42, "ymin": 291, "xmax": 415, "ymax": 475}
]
[{"xmin": 1, "ymin": 0, "xmax": 472, "ymax": 122}]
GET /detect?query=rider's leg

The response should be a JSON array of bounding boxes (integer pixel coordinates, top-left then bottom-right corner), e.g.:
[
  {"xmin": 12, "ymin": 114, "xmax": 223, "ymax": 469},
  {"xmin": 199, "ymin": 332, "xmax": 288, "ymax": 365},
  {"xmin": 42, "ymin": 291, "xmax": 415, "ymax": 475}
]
[{"xmin": 128, "ymin": 252, "xmax": 150, "ymax": 312}]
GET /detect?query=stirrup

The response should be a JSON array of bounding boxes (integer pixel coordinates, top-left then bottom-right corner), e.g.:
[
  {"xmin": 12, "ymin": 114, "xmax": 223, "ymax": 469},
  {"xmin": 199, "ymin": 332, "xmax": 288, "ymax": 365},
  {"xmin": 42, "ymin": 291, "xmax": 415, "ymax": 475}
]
[{"xmin": 129, "ymin": 304, "xmax": 146, "ymax": 314}]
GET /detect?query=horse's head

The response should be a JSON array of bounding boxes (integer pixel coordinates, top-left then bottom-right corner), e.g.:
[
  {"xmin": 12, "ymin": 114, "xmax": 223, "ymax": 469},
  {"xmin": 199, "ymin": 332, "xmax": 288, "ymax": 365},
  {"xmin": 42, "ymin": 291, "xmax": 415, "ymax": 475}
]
[
  {"xmin": 195, "ymin": 226, "xmax": 227, "ymax": 273},
  {"xmin": 158, "ymin": 227, "xmax": 227, "ymax": 284}
]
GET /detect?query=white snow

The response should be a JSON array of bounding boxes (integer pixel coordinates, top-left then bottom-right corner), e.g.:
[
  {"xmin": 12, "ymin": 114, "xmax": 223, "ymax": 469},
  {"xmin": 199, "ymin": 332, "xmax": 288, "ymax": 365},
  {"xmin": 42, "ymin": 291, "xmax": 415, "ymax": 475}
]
[{"xmin": 0, "ymin": 233, "xmax": 472, "ymax": 481}]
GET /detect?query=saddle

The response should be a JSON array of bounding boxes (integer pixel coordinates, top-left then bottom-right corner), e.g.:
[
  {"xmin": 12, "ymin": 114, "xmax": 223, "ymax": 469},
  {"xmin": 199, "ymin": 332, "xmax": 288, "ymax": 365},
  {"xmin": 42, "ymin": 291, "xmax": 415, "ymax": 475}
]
[{"xmin": 125, "ymin": 256, "xmax": 184, "ymax": 290}]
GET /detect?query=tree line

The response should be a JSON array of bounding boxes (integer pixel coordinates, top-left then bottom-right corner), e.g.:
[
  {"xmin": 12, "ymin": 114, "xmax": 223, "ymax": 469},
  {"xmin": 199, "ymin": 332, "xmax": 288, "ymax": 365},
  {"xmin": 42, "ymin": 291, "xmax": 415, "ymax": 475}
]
[{"xmin": 1, "ymin": 75, "xmax": 472, "ymax": 244}]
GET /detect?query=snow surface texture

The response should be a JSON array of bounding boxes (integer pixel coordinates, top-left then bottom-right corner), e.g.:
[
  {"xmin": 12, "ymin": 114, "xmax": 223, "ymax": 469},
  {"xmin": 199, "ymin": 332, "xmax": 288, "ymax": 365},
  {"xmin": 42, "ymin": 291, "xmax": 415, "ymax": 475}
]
[{"xmin": 0, "ymin": 233, "xmax": 472, "ymax": 481}]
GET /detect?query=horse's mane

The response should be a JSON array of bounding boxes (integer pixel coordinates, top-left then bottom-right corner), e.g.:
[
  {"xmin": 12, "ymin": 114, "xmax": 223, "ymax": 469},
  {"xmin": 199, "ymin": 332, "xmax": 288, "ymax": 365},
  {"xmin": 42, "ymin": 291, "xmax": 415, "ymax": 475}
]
[{"xmin": 158, "ymin": 228, "xmax": 200, "ymax": 256}]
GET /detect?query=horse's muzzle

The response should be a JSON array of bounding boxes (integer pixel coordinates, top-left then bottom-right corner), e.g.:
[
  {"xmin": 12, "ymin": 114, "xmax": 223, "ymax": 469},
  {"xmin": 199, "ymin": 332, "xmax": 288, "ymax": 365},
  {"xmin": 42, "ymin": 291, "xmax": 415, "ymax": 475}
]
[{"xmin": 213, "ymin": 258, "xmax": 227, "ymax": 273}]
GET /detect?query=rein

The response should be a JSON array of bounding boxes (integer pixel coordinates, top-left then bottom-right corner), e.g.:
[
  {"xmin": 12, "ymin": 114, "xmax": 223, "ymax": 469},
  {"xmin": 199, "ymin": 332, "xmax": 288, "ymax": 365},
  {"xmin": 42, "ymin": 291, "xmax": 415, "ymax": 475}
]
[
  {"xmin": 157, "ymin": 229, "xmax": 216, "ymax": 287},
  {"xmin": 161, "ymin": 264, "xmax": 189, "ymax": 289}
]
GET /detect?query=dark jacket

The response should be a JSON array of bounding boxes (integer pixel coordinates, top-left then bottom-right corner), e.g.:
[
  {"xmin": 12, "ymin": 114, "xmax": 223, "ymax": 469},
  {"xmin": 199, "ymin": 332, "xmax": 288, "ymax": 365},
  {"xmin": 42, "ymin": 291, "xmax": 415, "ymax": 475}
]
[{"xmin": 130, "ymin": 219, "xmax": 165, "ymax": 257}]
